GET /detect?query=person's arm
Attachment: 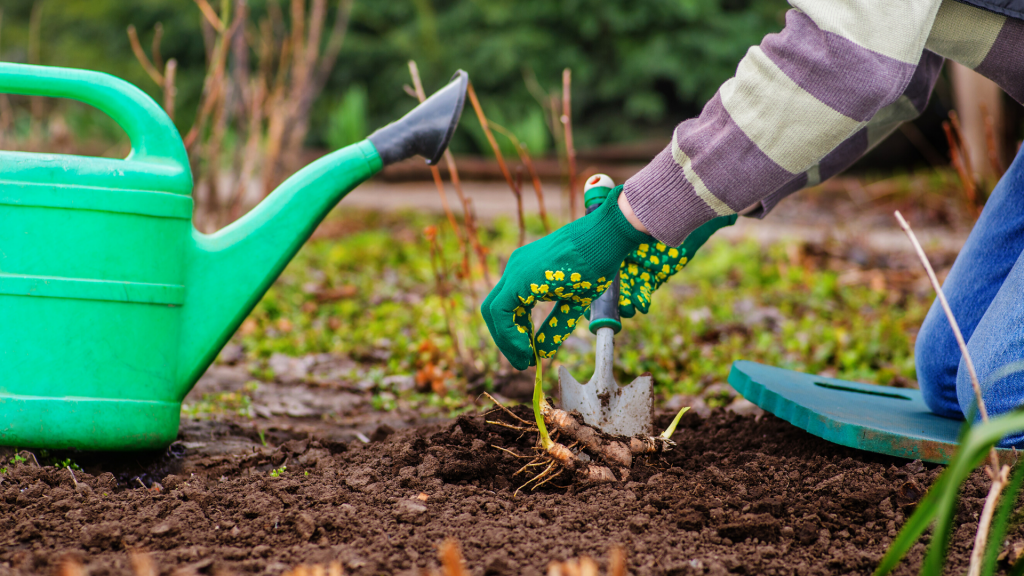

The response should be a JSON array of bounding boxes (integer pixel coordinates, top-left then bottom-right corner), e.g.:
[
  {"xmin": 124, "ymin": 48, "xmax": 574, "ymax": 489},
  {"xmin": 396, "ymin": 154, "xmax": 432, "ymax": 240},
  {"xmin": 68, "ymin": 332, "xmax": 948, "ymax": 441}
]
[
  {"xmin": 623, "ymin": 1, "xmax": 944, "ymax": 246},
  {"xmin": 746, "ymin": 0, "xmax": 1024, "ymax": 220},
  {"xmin": 925, "ymin": 0, "xmax": 1024, "ymax": 105}
]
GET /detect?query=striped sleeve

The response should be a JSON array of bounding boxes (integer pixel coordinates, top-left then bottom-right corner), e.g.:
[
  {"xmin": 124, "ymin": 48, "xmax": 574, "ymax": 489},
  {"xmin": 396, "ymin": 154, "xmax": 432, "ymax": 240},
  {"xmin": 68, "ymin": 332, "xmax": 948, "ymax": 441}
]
[
  {"xmin": 623, "ymin": 0, "xmax": 943, "ymax": 246},
  {"xmin": 752, "ymin": 50, "xmax": 944, "ymax": 217},
  {"xmin": 926, "ymin": 0, "xmax": 1024, "ymax": 104},
  {"xmin": 733, "ymin": 0, "xmax": 1023, "ymax": 219}
]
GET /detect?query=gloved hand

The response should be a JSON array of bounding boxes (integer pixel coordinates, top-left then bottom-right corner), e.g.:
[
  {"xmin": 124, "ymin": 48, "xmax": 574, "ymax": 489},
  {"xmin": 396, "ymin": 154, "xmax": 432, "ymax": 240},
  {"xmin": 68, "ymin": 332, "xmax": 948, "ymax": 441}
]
[
  {"xmin": 481, "ymin": 186, "xmax": 653, "ymax": 369},
  {"xmin": 618, "ymin": 214, "xmax": 737, "ymax": 317}
]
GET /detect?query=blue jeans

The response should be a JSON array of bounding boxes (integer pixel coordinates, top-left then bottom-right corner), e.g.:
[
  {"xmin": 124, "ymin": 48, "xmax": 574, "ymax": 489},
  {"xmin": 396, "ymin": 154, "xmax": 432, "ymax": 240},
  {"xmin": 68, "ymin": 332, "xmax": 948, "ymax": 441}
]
[{"xmin": 917, "ymin": 146, "xmax": 1024, "ymax": 446}]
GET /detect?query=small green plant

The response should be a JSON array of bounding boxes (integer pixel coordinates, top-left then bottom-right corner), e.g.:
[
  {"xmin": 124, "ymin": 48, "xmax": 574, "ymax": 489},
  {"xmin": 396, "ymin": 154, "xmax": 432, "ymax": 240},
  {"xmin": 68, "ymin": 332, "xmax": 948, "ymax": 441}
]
[
  {"xmin": 304, "ymin": 470, "xmax": 310, "ymax": 477},
  {"xmin": 257, "ymin": 429, "xmax": 268, "ymax": 447},
  {"xmin": 0, "ymin": 467, "xmax": 7, "ymax": 475},
  {"xmin": 326, "ymin": 84, "xmax": 368, "ymax": 151},
  {"xmin": 371, "ymin": 392, "xmax": 398, "ymax": 412},
  {"xmin": 661, "ymin": 407, "xmax": 690, "ymax": 440},
  {"xmin": 54, "ymin": 458, "xmax": 81, "ymax": 471},
  {"xmin": 270, "ymin": 465, "xmax": 287, "ymax": 478},
  {"xmin": 11, "ymin": 453, "xmax": 27, "ymax": 465}
]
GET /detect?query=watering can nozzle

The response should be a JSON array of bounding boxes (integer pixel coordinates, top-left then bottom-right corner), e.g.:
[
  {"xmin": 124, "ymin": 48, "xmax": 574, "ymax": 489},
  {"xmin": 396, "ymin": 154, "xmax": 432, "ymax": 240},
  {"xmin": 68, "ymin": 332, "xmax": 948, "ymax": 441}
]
[{"xmin": 368, "ymin": 70, "xmax": 468, "ymax": 167}]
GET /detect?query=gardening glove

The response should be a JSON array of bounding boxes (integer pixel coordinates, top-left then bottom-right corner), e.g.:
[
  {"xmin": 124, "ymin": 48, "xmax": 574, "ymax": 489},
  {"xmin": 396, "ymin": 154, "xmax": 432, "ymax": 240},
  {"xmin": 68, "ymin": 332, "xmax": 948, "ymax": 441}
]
[
  {"xmin": 481, "ymin": 186, "xmax": 653, "ymax": 369},
  {"xmin": 618, "ymin": 214, "xmax": 738, "ymax": 317}
]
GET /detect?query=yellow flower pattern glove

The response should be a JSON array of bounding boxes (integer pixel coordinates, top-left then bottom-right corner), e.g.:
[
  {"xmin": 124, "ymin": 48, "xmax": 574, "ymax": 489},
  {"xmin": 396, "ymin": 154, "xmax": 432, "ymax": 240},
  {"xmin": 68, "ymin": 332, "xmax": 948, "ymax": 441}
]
[
  {"xmin": 619, "ymin": 214, "xmax": 737, "ymax": 317},
  {"xmin": 481, "ymin": 186, "xmax": 653, "ymax": 369}
]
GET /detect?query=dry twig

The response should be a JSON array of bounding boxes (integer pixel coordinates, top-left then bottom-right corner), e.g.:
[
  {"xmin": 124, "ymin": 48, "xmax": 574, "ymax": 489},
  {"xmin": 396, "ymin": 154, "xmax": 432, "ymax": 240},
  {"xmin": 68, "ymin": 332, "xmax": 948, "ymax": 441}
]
[
  {"xmin": 942, "ymin": 119, "xmax": 979, "ymax": 214},
  {"xmin": 491, "ymin": 122, "xmax": 551, "ymax": 233},
  {"xmin": 980, "ymin": 102, "xmax": 1005, "ymax": 178},
  {"xmin": 895, "ymin": 210, "xmax": 1004, "ymax": 576},
  {"xmin": 408, "ymin": 61, "xmax": 469, "ymax": 267},
  {"xmin": 562, "ymin": 69, "xmax": 579, "ymax": 220}
]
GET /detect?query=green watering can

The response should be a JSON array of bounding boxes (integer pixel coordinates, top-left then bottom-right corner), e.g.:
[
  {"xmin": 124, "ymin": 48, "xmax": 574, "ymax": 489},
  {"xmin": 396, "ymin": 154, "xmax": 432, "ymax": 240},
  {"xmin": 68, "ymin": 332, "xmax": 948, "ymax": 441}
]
[{"xmin": 0, "ymin": 62, "xmax": 468, "ymax": 451}]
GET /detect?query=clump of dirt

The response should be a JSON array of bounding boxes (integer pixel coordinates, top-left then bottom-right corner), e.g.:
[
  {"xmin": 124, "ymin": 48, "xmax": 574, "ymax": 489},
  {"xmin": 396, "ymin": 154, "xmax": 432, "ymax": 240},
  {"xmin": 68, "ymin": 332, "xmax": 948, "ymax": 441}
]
[{"xmin": 0, "ymin": 410, "xmax": 1006, "ymax": 575}]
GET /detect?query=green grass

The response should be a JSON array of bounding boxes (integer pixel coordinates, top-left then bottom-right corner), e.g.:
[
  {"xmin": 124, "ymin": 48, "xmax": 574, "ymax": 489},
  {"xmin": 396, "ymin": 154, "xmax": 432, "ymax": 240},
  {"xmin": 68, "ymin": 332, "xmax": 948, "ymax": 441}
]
[
  {"xmin": 228, "ymin": 207, "xmax": 928, "ymax": 406},
  {"xmin": 181, "ymin": 382, "xmax": 260, "ymax": 419}
]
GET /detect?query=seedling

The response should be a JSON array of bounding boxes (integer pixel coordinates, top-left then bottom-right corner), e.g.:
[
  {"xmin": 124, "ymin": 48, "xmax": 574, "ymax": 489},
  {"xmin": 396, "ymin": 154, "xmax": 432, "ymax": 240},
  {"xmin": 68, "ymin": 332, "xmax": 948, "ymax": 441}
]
[
  {"xmin": 54, "ymin": 458, "xmax": 81, "ymax": 471},
  {"xmin": 11, "ymin": 453, "xmax": 27, "ymax": 465},
  {"xmin": 661, "ymin": 407, "xmax": 690, "ymax": 441},
  {"xmin": 270, "ymin": 465, "xmax": 287, "ymax": 478}
]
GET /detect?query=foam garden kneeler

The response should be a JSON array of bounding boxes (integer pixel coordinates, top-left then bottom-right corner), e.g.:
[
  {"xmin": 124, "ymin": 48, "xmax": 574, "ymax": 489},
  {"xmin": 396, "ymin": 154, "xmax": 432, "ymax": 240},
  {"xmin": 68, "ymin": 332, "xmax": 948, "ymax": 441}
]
[
  {"xmin": 619, "ymin": 213, "xmax": 737, "ymax": 317},
  {"xmin": 481, "ymin": 186, "xmax": 653, "ymax": 369}
]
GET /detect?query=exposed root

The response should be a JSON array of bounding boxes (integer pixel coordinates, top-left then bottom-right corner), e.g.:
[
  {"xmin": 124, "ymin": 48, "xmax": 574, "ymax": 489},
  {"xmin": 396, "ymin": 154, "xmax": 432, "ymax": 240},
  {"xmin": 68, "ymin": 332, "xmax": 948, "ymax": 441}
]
[
  {"xmin": 482, "ymin": 392, "xmax": 533, "ymax": 426},
  {"xmin": 629, "ymin": 435, "xmax": 676, "ymax": 455},
  {"xmin": 543, "ymin": 407, "xmax": 632, "ymax": 468},
  {"xmin": 486, "ymin": 396, "xmax": 676, "ymax": 493}
]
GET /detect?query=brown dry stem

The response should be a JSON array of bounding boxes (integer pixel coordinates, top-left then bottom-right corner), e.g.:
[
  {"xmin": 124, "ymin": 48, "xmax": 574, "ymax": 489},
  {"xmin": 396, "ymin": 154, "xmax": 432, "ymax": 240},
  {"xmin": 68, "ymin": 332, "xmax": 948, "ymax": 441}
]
[
  {"xmin": 562, "ymin": 69, "xmax": 579, "ymax": 220},
  {"xmin": 408, "ymin": 61, "xmax": 468, "ymax": 268},
  {"xmin": 969, "ymin": 464, "xmax": 1011, "ymax": 576},
  {"xmin": 490, "ymin": 122, "xmax": 551, "ymax": 233},
  {"xmin": 895, "ymin": 210, "xmax": 1002, "ymax": 576},
  {"xmin": 980, "ymin": 102, "xmax": 1005, "ymax": 178}
]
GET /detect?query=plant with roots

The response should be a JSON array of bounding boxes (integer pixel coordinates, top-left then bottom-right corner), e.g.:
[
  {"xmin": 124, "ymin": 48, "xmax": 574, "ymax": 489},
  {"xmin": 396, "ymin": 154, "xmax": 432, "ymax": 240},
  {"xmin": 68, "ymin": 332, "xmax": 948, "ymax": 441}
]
[{"xmin": 484, "ymin": 337, "xmax": 689, "ymax": 493}]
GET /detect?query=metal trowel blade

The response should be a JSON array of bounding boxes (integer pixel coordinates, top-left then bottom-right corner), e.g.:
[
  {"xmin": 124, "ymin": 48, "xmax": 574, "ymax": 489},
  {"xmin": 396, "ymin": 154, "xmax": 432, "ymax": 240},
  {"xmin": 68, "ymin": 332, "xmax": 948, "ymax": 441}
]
[
  {"xmin": 603, "ymin": 374, "xmax": 654, "ymax": 437},
  {"xmin": 557, "ymin": 365, "xmax": 605, "ymax": 429},
  {"xmin": 557, "ymin": 366, "xmax": 654, "ymax": 438}
]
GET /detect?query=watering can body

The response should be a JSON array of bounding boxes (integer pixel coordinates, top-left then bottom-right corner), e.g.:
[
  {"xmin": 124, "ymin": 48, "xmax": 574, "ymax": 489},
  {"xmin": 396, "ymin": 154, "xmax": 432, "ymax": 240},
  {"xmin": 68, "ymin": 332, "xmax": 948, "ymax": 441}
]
[{"xmin": 0, "ymin": 63, "xmax": 467, "ymax": 450}]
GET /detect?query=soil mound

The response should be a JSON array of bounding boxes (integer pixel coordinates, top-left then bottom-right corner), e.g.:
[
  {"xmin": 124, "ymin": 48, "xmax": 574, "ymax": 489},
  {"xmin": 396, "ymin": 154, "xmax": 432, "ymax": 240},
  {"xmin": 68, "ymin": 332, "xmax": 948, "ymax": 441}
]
[{"xmin": 0, "ymin": 410, "xmax": 999, "ymax": 575}]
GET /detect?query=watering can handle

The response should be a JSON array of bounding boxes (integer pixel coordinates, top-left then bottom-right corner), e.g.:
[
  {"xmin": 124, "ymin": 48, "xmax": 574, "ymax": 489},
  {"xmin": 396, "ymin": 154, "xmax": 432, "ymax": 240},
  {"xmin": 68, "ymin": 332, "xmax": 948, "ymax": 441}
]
[{"xmin": 0, "ymin": 63, "xmax": 189, "ymax": 171}]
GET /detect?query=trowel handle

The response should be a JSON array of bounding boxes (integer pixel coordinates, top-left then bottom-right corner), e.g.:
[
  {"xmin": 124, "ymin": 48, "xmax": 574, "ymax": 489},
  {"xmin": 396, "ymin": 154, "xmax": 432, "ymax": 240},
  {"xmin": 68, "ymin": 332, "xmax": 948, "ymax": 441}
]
[
  {"xmin": 0, "ymin": 63, "xmax": 188, "ymax": 171},
  {"xmin": 582, "ymin": 174, "xmax": 622, "ymax": 335},
  {"xmin": 589, "ymin": 275, "xmax": 622, "ymax": 335}
]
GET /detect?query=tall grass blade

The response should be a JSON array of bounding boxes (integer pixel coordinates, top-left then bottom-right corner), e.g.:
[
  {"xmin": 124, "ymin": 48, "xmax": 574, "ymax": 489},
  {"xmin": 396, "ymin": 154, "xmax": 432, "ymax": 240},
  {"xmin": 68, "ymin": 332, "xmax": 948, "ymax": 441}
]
[
  {"xmin": 876, "ymin": 412, "xmax": 1024, "ymax": 575},
  {"xmin": 922, "ymin": 475, "xmax": 960, "ymax": 575},
  {"xmin": 982, "ymin": 460, "xmax": 1024, "ymax": 575}
]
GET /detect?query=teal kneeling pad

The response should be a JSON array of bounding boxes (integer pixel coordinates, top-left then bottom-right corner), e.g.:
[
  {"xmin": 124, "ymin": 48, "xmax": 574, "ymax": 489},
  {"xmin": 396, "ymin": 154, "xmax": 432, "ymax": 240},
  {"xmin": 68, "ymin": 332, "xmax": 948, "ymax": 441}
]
[{"xmin": 728, "ymin": 360, "xmax": 1013, "ymax": 464}]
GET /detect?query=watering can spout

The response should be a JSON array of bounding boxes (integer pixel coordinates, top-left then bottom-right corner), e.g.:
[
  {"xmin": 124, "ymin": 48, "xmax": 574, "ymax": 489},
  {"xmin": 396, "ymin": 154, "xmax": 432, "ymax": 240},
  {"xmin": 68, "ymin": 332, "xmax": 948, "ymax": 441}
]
[
  {"xmin": 175, "ymin": 71, "xmax": 468, "ymax": 396},
  {"xmin": 369, "ymin": 70, "xmax": 468, "ymax": 166}
]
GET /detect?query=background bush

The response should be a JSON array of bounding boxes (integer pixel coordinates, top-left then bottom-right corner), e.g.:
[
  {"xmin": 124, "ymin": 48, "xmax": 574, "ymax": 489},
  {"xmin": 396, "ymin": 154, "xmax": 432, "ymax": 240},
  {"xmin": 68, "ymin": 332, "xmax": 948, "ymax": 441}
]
[{"xmin": 0, "ymin": 0, "xmax": 788, "ymax": 151}]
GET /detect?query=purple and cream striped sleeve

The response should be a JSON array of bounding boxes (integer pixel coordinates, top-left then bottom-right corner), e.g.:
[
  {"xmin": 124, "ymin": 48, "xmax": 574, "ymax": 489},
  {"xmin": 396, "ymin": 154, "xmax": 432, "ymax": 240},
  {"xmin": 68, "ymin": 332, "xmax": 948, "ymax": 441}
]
[
  {"xmin": 754, "ymin": 50, "xmax": 945, "ymax": 217},
  {"xmin": 926, "ymin": 0, "xmax": 1024, "ymax": 105},
  {"xmin": 623, "ymin": 0, "xmax": 944, "ymax": 246},
  {"xmin": 760, "ymin": 0, "xmax": 1024, "ymax": 217}
]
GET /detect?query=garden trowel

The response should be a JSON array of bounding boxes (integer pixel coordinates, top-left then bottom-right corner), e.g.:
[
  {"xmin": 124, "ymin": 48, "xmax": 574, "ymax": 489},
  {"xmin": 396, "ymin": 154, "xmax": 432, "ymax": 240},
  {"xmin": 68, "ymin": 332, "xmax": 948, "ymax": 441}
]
[{"xmin": 558, "ymin": 175, "xmax": 654, "ymax": 437}]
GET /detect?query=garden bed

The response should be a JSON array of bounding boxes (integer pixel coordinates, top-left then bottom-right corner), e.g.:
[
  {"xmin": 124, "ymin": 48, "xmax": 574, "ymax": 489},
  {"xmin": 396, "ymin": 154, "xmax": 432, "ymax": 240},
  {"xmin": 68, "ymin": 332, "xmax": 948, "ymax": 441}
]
[{"xmin": 1, "ymin": 405, "xmax": 1004, "ymax": 576}]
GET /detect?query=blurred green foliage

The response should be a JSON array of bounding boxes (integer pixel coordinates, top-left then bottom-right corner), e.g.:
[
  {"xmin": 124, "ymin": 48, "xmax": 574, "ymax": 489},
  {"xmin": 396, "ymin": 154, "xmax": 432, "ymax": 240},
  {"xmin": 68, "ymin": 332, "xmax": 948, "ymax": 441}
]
[
  {"xmin": 1, "ymin": 0, "xmax": 787, "ymax": 150},
  {"xmin": 326, "ymin": 84, "xmax": 368, "ymax": 151},
  {"xmin": 236, "ymin": 207, "xmax": 926, "ymax": 404}
]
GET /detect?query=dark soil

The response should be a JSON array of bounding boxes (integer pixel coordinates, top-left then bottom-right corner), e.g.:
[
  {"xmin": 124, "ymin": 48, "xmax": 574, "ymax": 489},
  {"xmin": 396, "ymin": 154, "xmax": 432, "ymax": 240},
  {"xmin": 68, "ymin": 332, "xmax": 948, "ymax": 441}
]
[{"xmin": 1, "ymin": 407, "xmax": 1013, "ymax": 576}]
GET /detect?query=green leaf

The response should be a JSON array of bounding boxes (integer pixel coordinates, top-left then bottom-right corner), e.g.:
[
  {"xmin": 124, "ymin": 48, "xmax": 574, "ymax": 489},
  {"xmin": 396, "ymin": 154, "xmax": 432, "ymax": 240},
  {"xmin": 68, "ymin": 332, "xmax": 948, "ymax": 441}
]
[
  {"xmin": 983, "ymin": 460, "xmax": 1024, "ymax": 575},
  {"xmin": 532, "ymin": 334, "xmax": 552, "ymax": 450},
  {"xmin": 875, "ymin": 412, "xmax": 1024, "ymax": 576}
]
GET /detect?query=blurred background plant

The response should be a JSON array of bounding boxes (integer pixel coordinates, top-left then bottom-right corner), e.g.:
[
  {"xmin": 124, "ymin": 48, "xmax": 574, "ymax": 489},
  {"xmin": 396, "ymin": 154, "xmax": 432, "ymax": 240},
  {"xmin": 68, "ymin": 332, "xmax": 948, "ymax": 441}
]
[
  {"xmin": 1, "ymin": 0, "xmax": 1022, "ymax": 410},
  {"xmin": 0, "ymin": 0, "xmax": 792, "ymax": 150}
]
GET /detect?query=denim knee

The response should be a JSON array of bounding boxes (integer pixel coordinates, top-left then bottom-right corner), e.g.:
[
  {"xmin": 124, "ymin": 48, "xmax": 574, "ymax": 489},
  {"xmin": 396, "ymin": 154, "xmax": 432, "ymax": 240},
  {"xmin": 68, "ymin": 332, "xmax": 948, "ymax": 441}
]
[
  {"xmin": 956, "ymin": 355, "xmax": 1024, "ymax": 447},
  {"xmin": 915, "ymin": 305, "xmax": 964, "ymax": 420}
]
